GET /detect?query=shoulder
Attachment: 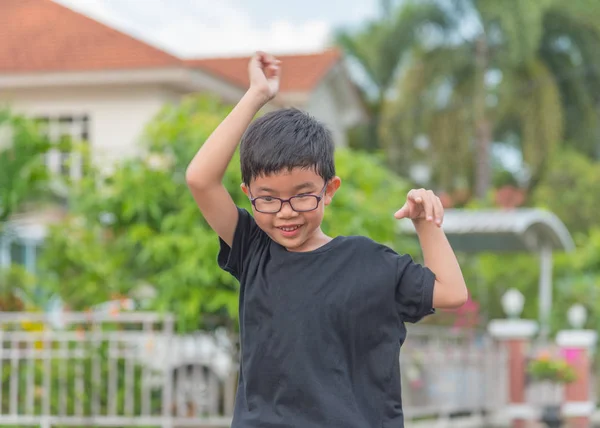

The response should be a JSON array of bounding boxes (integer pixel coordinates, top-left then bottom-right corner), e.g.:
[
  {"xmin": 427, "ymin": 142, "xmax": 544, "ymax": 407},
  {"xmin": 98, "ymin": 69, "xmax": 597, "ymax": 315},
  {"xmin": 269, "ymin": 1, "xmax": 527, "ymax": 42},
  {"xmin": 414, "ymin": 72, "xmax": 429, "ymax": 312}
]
[
  {"xmin": 339, "ymin": 235, "xmax": 400, "ymax": 254},
  {"xmin": 217, "ymin": 206, "xmax": 270, "ymax": 279},
  {"xmin": 330, "ymin": 236, "xmax": 410, "ymax": 287},
  {"xmin": 237, "ymin": 207, "xmax": 270, "ymax": 248},
  {"xmin": 341, "ymin": 235, "xmax": 421, "ymax": 267}
]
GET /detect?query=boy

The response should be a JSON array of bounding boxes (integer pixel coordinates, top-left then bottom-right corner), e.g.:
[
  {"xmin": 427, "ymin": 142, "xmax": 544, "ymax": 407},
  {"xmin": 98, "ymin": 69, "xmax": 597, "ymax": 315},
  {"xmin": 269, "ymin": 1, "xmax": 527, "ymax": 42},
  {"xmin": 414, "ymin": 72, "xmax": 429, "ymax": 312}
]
[{"xmin": 186, "ymin": 52, "xmax": 468, "ymax": 428}]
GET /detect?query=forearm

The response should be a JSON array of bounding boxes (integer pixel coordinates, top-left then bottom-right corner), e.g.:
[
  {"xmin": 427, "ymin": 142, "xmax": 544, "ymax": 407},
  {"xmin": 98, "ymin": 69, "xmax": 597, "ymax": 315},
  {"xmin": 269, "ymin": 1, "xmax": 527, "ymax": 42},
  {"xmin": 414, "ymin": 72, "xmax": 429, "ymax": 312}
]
[
  {"xmin": 414, "ymin": 220, "xmax": 467, "ymax": 306},
  {"xmin": 186, "ymin": 89, "xmax": 268, "ymax": 188}
]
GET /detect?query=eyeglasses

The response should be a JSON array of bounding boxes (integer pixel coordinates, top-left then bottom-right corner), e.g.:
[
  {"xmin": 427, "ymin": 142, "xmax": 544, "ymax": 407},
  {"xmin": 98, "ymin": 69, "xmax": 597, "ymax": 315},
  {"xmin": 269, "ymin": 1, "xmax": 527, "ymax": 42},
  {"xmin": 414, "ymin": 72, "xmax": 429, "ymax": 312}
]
[{"xmin": 249, "ymin": 183, "xmax": 328, "ymax": 214}]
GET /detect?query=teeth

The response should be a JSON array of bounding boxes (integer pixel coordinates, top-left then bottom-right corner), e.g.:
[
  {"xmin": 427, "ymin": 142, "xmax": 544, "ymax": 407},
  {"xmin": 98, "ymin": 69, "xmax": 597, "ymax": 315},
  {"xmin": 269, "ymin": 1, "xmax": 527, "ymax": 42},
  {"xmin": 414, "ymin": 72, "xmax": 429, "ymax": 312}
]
[{"xmin": 281, "ymin": 226, "xmax": 299, "ymax": 232}]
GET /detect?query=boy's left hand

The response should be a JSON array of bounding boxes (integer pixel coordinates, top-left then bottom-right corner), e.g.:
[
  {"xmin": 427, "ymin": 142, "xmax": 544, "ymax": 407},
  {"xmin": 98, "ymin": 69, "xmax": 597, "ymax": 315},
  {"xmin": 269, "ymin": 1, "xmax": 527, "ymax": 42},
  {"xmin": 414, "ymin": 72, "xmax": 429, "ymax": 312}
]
[{"xmin": 394, "ymin": 188, "xmax": 444, "ymax": 227}]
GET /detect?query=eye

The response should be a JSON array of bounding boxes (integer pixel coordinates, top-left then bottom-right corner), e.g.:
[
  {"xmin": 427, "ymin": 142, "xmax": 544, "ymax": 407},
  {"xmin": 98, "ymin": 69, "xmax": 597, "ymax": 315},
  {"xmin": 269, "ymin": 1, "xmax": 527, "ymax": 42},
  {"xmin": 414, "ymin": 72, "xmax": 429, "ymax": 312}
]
[{"xmin": 261, "ymin": 196, "xmax": 276, "ymax": 203}]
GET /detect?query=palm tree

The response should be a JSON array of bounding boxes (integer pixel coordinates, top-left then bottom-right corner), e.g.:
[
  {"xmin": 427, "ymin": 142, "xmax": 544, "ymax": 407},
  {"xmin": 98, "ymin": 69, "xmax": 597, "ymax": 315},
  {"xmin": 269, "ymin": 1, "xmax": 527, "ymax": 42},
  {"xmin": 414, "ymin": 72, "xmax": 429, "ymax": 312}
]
[
  {"xmin": 335, "ymin": 0, "xmax": 451, "ymax": 150},
  {"xmin": 380, "ymin": 0, "xmax": 600, "ymax": 200},
  {"xmin": 0, "ymin": 110, "xmax": 51, "ymax": 228}
]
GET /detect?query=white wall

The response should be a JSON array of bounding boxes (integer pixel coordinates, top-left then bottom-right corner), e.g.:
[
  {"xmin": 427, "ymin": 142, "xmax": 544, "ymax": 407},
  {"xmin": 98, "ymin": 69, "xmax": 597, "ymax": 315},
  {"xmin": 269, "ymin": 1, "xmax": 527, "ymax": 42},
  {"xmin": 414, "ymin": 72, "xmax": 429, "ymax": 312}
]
[
  {"xmin": 304, "ymin": 68, "xmax": 367, "ymax": 148},
  {"xmin": 0, "ymin": 84, "xmax": 183, "ymax": 172},
  {"xmin": 304, "ymin": 81, "xmax": 347, "ymax": 147},
  {"xmin": 0, "ymin": 71, "xmax": 364, "ymax": 168}
]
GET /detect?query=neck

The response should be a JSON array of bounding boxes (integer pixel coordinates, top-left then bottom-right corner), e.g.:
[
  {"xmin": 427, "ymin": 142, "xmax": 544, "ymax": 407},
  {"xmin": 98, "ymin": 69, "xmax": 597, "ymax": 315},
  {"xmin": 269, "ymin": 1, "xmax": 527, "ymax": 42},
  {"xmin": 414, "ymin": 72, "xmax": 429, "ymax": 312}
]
[{"xmin": 287, "ymin": 228, "xmax": 331, "ymax": 252}]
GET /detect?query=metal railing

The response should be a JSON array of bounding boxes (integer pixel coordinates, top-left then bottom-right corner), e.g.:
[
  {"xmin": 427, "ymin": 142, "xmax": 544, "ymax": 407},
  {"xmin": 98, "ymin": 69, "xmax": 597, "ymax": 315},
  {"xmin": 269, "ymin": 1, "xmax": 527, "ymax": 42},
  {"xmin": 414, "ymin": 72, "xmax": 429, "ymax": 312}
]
[
  {"xmin": 0, "ymin": 312, "xmax": 236, "ymax": 428},
  {"xmin": 401, "ymin": 326, "xmax": 508, "ymax": 421}
]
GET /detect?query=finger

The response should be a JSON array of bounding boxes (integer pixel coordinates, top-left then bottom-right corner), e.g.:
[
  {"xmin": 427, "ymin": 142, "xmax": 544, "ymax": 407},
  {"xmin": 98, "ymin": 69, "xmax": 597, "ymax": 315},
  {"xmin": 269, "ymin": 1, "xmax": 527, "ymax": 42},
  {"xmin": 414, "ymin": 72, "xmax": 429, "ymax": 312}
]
[
  {"xmin": 394, "ymin": 204, "xmax": 409, "ymax": 219},
  {"xmin": 407, "ymin": 189, "xmax": 423, "ymax": 204},
  {"xmin": 433, "ymin": 195, "xmax": 444, "ymax": 226},
  {"xmin": 424, "ymin": 191, "xmax": 435, "ymax": 222},
  {"xmin": 266, "ymin": 64, "xmax": 281, "ymax": 79},
  {"xmin": 250, "ymin": 52, "xmax": 265, "ymax": 70},
  {"xmin": 254, "ymin": 52, "xmax": 278, "ymax": 70},
  {"xmin": 263, "ymin": 52, "xmax": 278, "ymax": 65}
]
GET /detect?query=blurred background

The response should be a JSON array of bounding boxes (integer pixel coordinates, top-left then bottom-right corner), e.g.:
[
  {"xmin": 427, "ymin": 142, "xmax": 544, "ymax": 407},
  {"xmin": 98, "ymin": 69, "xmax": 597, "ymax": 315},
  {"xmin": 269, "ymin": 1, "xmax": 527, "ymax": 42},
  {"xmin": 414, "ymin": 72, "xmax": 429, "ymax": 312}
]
[{"xmin": 1, "ymin": 0, "xmax": 600, "ymax": 427}]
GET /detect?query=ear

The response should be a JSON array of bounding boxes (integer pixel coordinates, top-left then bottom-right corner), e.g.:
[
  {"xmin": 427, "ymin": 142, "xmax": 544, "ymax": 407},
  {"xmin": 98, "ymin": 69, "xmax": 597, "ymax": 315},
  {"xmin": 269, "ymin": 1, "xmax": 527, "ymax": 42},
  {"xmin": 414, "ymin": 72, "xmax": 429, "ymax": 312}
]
[
  {"xmin": 324, "ymin": 176, "xmax": 341, "ymax": 206},
  {"xmin": 240, "ymin": 182, "xmax": 250, "ymax": 197}
]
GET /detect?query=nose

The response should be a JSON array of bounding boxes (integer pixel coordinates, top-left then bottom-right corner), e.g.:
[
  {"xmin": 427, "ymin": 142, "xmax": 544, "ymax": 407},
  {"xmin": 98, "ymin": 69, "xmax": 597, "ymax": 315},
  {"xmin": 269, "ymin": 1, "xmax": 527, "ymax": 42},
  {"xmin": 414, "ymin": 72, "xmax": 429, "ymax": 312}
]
[{"xmin": 276, "ymin": 201, "xmax": 298, "ymax": 218}]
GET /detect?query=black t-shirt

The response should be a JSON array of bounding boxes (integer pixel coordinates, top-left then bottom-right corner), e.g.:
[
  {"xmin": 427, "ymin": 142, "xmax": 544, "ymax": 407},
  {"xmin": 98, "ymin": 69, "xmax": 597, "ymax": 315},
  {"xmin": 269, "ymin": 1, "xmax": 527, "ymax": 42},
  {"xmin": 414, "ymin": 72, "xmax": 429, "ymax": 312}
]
[{"xmin": 218, "ymin": 208, "xmax": 435, "ymax": 428}]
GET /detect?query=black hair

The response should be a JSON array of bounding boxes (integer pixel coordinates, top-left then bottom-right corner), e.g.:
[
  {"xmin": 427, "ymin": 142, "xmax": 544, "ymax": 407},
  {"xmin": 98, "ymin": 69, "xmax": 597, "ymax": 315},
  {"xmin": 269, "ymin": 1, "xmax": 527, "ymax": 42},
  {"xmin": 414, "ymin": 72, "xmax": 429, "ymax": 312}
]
[{"xmin": 240, "ymin": 108, "xmax": 335, "ymax": 185}]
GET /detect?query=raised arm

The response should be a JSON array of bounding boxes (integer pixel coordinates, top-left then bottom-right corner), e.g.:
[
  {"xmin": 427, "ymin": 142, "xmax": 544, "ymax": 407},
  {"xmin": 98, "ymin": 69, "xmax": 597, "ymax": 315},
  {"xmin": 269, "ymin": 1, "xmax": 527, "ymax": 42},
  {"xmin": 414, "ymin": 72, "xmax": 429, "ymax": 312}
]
[
  {"xmin": 185, "ymin": 52, "xmax": 281, "ymax": 246},
  {"xmin": 394, "ymin": 189, "xmax": 468, "ymax": 309}
]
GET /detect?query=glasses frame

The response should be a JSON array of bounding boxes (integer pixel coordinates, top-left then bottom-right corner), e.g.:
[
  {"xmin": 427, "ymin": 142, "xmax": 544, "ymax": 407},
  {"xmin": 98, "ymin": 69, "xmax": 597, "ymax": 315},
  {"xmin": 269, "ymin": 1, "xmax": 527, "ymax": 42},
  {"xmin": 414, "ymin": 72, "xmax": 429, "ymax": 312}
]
[{"xmin": 249, "ymin": 182, "xmax": 328, "ymax": 214}]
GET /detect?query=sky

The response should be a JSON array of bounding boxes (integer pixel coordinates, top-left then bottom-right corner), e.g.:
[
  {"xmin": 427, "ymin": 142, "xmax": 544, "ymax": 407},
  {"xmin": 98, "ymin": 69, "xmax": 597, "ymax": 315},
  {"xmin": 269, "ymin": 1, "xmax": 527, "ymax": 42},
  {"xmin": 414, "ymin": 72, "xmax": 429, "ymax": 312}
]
[{"xmin": 53, "ymin": 0, "xmax": 381, "ymax": 58}]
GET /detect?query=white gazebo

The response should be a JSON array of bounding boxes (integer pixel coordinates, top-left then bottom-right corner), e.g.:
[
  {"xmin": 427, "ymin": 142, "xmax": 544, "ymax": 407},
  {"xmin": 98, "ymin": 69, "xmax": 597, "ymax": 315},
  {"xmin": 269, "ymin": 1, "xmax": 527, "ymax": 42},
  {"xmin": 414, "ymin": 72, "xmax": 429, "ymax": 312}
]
[{"xmin": 399, "ymin": 208, "xmax": 575, "ymax": 340}]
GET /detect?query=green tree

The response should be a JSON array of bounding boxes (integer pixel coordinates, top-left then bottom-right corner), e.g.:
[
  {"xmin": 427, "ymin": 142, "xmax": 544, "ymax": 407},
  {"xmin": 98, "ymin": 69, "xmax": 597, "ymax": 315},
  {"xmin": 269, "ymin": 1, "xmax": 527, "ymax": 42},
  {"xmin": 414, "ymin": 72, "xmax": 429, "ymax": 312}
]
[
  {"xmin": 532, "ymin": 148, "xmax": 600, "ymax": 236},
  {"xmin": 0, "ymin": 109, "xmax": 52, "ymax": 310},
  {"xmin": 336, "ymin": 0, "xmax": 450, "ymax": 151},
  {"xmin": 380, "ymin": 0, "xmax": 600, "ymax": 199},
  {"xmin": 553, "ymin": 228, "xmax": 600, "ymax": 332},
  {"xmin": 0, "ymin": 264, "xmax": 38, "ymax": 311},
  {"xmin": 0, "ymin": 109, "xmax": 51, "ymax": 227},
  {"xmin": 38, "ymin": 94, "xmax": 410, "ymax": 333}
]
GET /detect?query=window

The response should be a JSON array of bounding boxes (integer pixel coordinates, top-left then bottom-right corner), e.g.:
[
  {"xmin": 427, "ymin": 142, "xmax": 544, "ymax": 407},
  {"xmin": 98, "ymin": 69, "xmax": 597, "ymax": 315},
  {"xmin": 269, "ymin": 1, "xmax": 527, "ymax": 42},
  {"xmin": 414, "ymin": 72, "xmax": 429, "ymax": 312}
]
[
  {"xmin": 36, "ymin": 114, "xmax": 90, "ymax": 180},
  {"xmin": 0, "ymin": 222, "xmax": 45, "ymax": 274},
  {"xmin": 9, "ymin": 241, "xmax": 26, "ymax": 265},
  {"xmin": 0, "ymin": 238, "xmax": 42, "ymax": 274}
]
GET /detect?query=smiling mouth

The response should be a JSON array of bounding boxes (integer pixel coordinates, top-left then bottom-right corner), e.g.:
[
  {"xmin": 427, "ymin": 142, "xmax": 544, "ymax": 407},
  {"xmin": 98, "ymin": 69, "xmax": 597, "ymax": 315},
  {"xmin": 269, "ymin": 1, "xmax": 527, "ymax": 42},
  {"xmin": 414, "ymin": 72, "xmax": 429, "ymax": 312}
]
[{"xmin": 278, "ymin": 225, "xmax": 301, "ymax": 232}]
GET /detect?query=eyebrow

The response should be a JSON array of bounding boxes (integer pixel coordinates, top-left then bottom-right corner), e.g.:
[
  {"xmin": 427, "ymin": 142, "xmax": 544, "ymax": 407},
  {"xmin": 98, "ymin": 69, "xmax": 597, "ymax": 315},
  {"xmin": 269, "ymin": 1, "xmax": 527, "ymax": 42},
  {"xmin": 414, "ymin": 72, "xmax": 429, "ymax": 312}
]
[{"xmin": 256, "ymin": 182, "xmax": 317, "ymax": 193}]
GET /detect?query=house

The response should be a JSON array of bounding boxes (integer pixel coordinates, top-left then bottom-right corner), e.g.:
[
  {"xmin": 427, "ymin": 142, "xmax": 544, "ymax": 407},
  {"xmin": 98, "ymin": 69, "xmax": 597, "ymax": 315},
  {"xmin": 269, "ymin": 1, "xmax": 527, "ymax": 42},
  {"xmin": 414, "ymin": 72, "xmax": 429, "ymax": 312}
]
[
  {"xmin": 0, "ymin": 0, "xmax": 365, "ymax": 170},
  {"xmin": 0, "ymin": 0, "xmax": 367, "ymax": 271},
  {"xmin": 185, "ymin": 54, "xmax": 366, "ymax": 147}
]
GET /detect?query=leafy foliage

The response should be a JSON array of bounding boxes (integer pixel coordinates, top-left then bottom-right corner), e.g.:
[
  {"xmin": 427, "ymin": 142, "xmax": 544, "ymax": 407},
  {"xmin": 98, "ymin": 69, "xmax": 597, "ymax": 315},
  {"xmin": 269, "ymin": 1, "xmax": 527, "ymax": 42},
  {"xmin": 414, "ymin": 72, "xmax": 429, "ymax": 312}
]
[
  {"xmin": 533, "ymin": 148, "xmax": 600, "ymax": 235},
  {"xmin": 38, "ymin": 94, "xmax": 410, "ymax": 333},
  {"xmin": 0, "ymin": 110, "xmax": 53, "ymax": 312},
  {"xmin": 0, "ymin": 109, "xmax": 51, "ymax": 224},
  {"xmin": 377, "ymin": 0, "xmax": 600, "ymax": 197},
  {"xmin": 0, "ymin": 264, "xmax": 38, "ymax": 311},
  {"xmin": 336, "ymin": 0, "xmax": 451, "ymax": 150},
  {"xmin": 528, "ymin": 351, "xmax": 577, "ymax": 384}
]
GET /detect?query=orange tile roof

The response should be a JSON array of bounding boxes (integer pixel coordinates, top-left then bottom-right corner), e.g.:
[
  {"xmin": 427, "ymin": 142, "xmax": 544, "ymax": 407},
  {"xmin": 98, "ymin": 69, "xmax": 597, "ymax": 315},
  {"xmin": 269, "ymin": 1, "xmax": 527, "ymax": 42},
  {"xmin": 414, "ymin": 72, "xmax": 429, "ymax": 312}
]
[
  {"xmin": 0, "ymin": 0, "xmax": 181, "ymax": 73},
  {"xmin": 185, "ymin": 49, "xmax": 342, "ymax": 92},
  {"xmin": 0, "ymin": 0, "xmax": 342, "ymax": 93}
]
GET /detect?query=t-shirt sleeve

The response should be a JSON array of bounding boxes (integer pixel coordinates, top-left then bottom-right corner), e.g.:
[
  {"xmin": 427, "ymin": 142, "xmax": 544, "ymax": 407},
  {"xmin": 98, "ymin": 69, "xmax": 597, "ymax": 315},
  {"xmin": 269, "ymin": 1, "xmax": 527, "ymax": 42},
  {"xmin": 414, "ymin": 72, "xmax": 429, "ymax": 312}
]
[
  {"xmin": 217, "ymin": 207, "xmax": 264, "ymax": 280},
  {"xmin": 395, "ymin": 254, "xmax": 436, "ymax": 323}
]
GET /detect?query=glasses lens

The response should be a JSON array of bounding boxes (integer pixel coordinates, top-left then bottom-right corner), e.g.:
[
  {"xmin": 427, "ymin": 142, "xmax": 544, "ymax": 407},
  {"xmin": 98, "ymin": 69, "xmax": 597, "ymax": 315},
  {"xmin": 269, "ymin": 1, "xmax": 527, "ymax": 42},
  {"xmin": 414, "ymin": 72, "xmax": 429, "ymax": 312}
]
[
  {"xmin": 254, "ymin": 198, "xmax": 281, "ymax": 213},
  {"xmin": 290, "ymin": 195, "xmax": 319, "ymax": 212}
]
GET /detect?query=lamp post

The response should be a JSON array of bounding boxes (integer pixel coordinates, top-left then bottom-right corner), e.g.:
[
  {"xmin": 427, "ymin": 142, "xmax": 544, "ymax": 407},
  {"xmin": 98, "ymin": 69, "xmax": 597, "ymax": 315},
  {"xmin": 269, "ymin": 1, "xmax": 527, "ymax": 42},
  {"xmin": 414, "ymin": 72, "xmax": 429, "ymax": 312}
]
[
  {"xmin": 501, "ymin": 288, "xmax": 525, "ymax": 319},
  {"xmin": 567, "ymin": 304, "xmax": 587, "ymax": 329}
]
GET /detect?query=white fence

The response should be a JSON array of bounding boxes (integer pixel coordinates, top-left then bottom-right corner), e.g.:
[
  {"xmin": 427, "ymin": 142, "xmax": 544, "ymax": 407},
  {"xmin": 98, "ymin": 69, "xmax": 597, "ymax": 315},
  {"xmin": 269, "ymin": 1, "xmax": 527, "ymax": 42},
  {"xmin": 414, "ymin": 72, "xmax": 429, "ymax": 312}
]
[
  {"xmin": 0, "ymin": 312, "xmax": 236, "ymax": 428},
  {"xmin": 401, "ymin": 326, "xmax": 508, "ymax": 421},
  {"xmin": 0, "ymin": 312, "xmax": 508, "ymax": 427}
]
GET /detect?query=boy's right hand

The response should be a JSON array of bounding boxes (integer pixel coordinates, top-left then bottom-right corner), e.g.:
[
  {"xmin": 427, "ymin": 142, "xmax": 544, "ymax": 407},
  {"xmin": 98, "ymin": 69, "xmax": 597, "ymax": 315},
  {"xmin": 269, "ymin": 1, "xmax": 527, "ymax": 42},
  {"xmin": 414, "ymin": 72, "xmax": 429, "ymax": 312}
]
[{"xmin": 248, "ymin": 51, "xmax": 281, "ymax": 102}]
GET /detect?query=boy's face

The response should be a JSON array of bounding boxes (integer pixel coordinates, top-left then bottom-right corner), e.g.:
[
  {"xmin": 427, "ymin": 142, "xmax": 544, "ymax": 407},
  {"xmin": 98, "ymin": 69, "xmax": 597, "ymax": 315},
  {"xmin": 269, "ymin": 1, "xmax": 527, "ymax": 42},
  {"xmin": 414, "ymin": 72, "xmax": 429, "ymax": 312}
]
[{"xmin": 241, "ymin": 167, "xmax": 341, "ymax": 252}]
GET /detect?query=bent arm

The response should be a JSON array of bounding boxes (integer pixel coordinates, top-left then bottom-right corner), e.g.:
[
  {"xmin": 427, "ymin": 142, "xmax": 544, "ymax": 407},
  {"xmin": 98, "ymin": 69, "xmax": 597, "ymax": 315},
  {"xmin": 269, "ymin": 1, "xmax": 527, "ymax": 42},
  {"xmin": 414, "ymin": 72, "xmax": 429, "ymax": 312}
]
[
  {"xmin": 414, "ymin": 220, "xmax": 468, "ymax": 309},
  {"xmin": 185, "ymin": 90, "xmax": 269, "ymax": 246}
]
